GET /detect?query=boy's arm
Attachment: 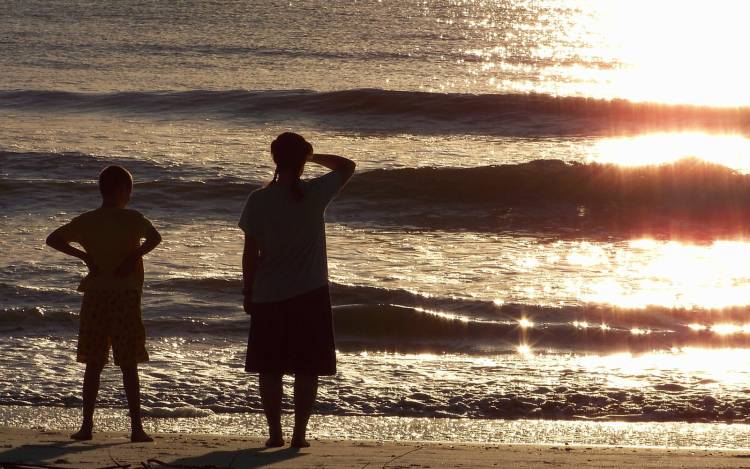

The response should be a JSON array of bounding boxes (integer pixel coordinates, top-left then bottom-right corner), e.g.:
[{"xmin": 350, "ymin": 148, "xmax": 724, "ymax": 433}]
[
  {"xmin": 115, "ymin": 226, "xmax": 162, "ymax": 277},
  {"xmin": 242, "ymin": 234, "xmax": 260, "ymax": 315},
  {"xmin": 46, "ymin": 228, "xmax": 97, "ymax": 274}
]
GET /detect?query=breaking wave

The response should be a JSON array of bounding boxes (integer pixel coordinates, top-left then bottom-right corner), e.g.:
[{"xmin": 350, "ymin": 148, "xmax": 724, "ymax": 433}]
[
  {"xmin": 5, "ymin": 279, "xmax": 750, "ymax": 353},
  {"xmin": 5, "ymin": 150, "xmax": 750, "ymax": 236},
  {"xmin": 2, "ymin": 88, "xmax": 748, "ymax": 136}
]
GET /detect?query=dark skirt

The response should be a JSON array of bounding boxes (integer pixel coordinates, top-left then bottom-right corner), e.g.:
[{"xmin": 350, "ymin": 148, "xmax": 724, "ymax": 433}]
[{"xmin": 246, "ymin": 285, "xmax": 336, "ymax": 376}]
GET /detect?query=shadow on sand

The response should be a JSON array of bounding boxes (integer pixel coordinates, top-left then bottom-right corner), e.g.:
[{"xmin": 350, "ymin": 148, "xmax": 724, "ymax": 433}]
[
  {"xmin": 0, "ymin": 437, "xmax": 125, "ymax": 466},
  {"xmin": 167, "ymin": 447, "xmax": 305, "ymax": 468},
  {"xmin": 0, "ymin": 437, "xmax": 305, "ymax": 469}
]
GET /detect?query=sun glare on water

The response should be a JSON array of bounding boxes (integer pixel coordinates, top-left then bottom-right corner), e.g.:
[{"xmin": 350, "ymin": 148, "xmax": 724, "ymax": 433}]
[
  {"xmin": 589, "ymin": 132, "xmax": 750, "ymax": 173},
  {"xmin": 581, "ymin": 240, "xmax": 750, "ymax": 309},
  {"xmin": 468, "ymin": 0, "xmax": 750, "ymax": 106},
  {"xmin": 562, "ymin": 0, "xmax": 750, "ymax": 106},
  {"xmin": 580, "ymin": 348, "xmax": 750, "ymax": 386}
]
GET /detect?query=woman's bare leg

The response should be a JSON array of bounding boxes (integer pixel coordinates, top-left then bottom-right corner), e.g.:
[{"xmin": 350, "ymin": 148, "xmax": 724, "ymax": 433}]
[
  {"xmin": 291, "ymin": 374, "xmax": 318, "ymax": 448},
  {"xmin": 259, "ymin": 372, "xmax": 284, "ymax": 447}
]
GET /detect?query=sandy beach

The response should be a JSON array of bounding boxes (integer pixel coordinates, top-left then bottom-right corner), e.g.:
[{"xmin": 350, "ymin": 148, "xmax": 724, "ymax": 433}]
[{"xmin": 1, "ymin": 427, "xmax": 750, "ymax": 469}]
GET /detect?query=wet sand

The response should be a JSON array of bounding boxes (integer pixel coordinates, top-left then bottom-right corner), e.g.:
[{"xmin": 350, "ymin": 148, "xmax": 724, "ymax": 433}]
[{"xmin": 2, "ymin": 428, "xmax": 750, "ymax": 468}]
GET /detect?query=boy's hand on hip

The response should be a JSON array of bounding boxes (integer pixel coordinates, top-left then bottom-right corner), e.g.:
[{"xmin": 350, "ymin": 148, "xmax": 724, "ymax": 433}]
[
  {"xmin": 83, "ymin": 254, "xmax": 100, "ymax": 276},
  {"xmin": 243, "ymin": 295, "xmax": 253, "ymax": 315}
]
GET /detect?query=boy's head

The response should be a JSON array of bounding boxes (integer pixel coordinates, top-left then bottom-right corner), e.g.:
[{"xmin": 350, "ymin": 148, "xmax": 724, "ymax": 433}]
[{"xmin": 98, "ymin": 165, "xmax": 133, "ymax": 207}]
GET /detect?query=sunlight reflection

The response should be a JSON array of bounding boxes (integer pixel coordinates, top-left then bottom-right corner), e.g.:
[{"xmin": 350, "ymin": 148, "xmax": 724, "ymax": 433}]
[
  {"xmin": 710, "ymin": 324, "xmax": 750, "ymax": 336},
  {"xmin": 580, "ymin": 348, "xmax": 750, "ymax": 385},
  {"xmin": 591, "ymin": 1, "xmax": 750, "ymax": 105},
  {"xmin": 566, "ymin": 243, "xmax": 610, "ymax": 267},
  {"xmin": 582, "ymin": 240, "xmax": 750, "ymax": 309},
  {"xmin": 518, "ymin": 318, "xmax": 534, "ymax": 329},
  {"xmin": 461, "ymin": 0, "xmax": 750, "ymax": 105},
  {"xmin": 336, "ymin": 223, "xmax": 750, "ymax": 312},
  {"xmin": 414, "ymin": 306, "xmax": 471, "ymax": 323},
  {"xmin": 517, "ymin": 344, "xmax": 532, "ymax": 355},
  {"xmin": 590, "ymin": 133, "xmax": 750, "ymax": 173}
]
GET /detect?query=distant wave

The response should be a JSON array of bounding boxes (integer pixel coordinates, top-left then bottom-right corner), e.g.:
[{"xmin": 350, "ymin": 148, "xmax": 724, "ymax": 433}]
[
  {"xmin": 18, "ymin": 41, "xmax": 615, "ymax": 69},
  {"xmin": 349, "ymin": 156, "xmax": 750, "ymax": 209},
  {"xmin": 344, "ymin": 157, "xmax": 750, "ymax": 237},
  {"xmin": 5, "ymin": 151, "xmax": 750, "ymax": 237},
  {"xmin": 120, "ymin": 43, "xmax": 423, "ymax": 62},
  {"xmin": 0, "ymin": 307, "xmax": 78, "ymax": 333},
  {"xmin": 0, "ymin": 150, "xmax": 190, "ymax": 181},
  {"xmin": 1, "ymin": 88, "xmax": 748, "ymax": 136}
]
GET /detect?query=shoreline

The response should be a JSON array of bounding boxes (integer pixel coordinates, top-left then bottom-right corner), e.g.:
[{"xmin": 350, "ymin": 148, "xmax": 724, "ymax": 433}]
[
  {"xmin": 2, "ymin": 428, "xmax": 750, "ymax": 468},
  {"xmin": 3, "ymin": 405, "xmax": 750, "ymax": 451}
]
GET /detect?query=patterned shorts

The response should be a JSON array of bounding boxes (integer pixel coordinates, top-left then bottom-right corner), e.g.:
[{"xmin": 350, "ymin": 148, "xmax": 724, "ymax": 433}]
[{"xmin": 77, "ymin": 290, "xmax": 149, "ymax": 366}]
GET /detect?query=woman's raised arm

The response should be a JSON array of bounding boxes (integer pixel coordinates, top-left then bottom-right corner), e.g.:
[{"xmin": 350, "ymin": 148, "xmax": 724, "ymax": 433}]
[{"xmin": 309, "ymin": 153, "xmax": 356, "ymax": 185}]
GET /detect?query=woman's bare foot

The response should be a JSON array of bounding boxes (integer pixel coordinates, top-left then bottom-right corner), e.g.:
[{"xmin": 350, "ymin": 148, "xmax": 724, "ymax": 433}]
[
  {"xmin": 265, "ymin": 437, "xmax": 285, "ymax": 448},
  {"xmin": 130, "ymin": 430, "xmax": 154, "ymax": 443},
  {"xmin": 265, "ymin": 424, "xmax": 284, "ymax": 447},
  {"xmin": 290, "ymin": 434, "xmax": 310, "ymax": 448},
  {"xmin": 70, "ymin": 428, "xmax": 93, "ymax": 441}
]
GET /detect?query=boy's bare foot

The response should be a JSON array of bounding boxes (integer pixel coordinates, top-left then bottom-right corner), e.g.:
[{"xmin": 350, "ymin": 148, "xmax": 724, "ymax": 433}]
[
  {"xmin": 130, "ymin": 430, "xmax": 154, "ymax": 443},
  {"xmin": 70, "ymin": 429, "xmax": 93, "ymax": 441}
]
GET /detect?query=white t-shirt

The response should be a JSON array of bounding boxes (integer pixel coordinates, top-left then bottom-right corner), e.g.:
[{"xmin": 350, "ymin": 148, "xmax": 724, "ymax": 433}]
[{"xmin": 238, "ymin": 171, "xmax": 344, "ymax": 303}]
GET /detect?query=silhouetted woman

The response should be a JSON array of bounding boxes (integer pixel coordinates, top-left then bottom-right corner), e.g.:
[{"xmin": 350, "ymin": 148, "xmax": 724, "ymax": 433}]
[{"xmin": 239, "ymin": 132, "xmax": 355, "ymax": 448}]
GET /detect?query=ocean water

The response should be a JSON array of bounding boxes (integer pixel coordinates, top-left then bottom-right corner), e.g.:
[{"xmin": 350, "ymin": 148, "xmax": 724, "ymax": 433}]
[{"xmin": 3, "ymin": 0, "xmax": 750, "ymax": 436}]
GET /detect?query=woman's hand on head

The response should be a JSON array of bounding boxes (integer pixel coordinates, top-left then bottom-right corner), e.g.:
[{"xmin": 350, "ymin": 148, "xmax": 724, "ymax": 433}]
[{"xmin": 308, "ymin": 153, "xmax": 356, "ymax": 184}]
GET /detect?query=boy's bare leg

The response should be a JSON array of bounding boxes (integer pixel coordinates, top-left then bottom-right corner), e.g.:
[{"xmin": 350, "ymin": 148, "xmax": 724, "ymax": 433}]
[
  {"xmin": 291, "ymin": 374, "xmax": 318, "ymax": 448},
  {"xmin": 120, "ymin": 363, "xmax": 153, "ymax": 442},
  {"xmin": 71, "ymin": 362, "xmax": 105, "ymax": 440},
  {"xmin": 259, "ymin": 372, "xmax": 284, "ymax": 447}
]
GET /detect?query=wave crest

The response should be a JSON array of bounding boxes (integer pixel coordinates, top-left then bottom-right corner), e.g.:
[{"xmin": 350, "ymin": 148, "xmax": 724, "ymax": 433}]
[
  {"xmin": 5, "ymin": 152, "xmax": 750, "ymax": 236},
  {"xmin": 2, "ymin": 88, "xmax": 747, "ymax": 136},
  {"xmin": 7, "ymin": 279, "xmax": 750, "ymax": 353}
]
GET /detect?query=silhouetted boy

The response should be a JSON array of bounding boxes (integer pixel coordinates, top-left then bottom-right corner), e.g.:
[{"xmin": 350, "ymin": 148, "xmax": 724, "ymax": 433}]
[{"xmin": 46, "ymin": 165, "xmax": 161, "ymax": 442}]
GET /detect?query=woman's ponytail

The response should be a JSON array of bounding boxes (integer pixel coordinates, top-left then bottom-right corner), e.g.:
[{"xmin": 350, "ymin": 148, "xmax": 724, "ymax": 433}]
[{"xmin": 270, "ymin": 132, "xmax": 312, "ymax": 201}]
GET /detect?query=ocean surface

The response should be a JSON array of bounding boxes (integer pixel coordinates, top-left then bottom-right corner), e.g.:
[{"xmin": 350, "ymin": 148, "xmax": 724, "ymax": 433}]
[{"xmin": 3, "ymin": 0, "xmax": 750, "ymax": 435}]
